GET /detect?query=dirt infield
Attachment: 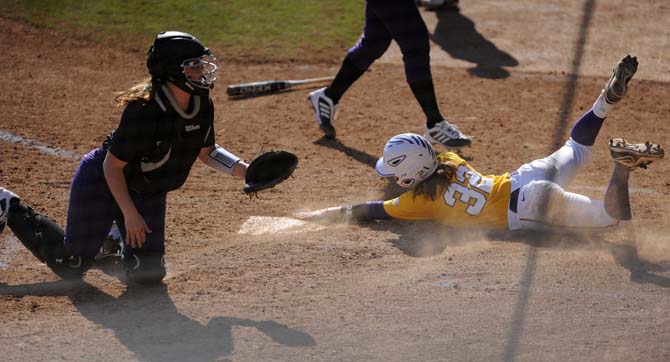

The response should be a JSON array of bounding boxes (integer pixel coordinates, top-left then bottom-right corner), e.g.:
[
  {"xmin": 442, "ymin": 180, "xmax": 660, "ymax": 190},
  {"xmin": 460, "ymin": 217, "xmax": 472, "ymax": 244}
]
[{"xmin": 1, "ymin": 2, "xmax": 670, "ymax": 361}]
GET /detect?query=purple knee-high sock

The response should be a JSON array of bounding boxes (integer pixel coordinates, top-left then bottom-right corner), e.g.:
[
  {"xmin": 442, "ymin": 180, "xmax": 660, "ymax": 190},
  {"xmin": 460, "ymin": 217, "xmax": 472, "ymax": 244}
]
[{"xmin": 570, "ymin": 109, "xmax": 605, "ymax": 146}]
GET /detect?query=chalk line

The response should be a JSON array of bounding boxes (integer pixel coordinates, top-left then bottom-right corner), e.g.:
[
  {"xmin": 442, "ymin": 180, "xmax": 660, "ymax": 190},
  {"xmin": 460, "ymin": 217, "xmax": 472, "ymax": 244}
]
[{"xmin": 0, "ymin": 130, "xmax": 82, "ymax": 160}]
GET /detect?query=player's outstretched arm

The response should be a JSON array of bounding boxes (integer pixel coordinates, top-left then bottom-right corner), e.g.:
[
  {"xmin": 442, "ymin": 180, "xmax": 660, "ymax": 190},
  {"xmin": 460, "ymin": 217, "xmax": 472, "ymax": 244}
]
[{"xmin": 295, "ymin": 201, "xmax": 392, "ymax": 223}]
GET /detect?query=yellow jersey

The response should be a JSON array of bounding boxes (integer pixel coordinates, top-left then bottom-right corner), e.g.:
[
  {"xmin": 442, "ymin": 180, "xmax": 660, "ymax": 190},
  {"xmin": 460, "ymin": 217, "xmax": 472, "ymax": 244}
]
[{"xmin": 383, "ymin": 152, "xmax": 512, "ymax": 228}]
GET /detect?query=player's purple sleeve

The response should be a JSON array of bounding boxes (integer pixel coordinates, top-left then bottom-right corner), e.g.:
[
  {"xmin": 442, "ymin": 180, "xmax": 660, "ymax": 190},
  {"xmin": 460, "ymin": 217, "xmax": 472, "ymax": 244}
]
[{"xmin": 347, "ymin": 201, "xmax": 392, "ymax": 221}]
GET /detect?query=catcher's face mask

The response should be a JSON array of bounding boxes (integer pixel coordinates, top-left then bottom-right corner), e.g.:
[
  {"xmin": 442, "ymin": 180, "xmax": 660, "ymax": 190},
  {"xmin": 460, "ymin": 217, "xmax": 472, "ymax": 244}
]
[
  {"xmin": 147, "ymin": 31, "xmax": 217, "ymax": 95},
  {"xmin": 182, "ymin": 53, "xmax": 218, "ymax": 90}
]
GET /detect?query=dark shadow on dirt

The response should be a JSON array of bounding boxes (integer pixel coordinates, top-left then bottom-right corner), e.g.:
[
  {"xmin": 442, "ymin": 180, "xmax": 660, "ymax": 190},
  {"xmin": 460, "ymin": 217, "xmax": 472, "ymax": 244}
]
[
  {"xmin": 366, "ymin": 222, "xmax": 670, "ymax": 288},
  {"xmin": 501, "ymin": 0, "xmax": 597, "ymax": 360},
  {"xmin": 430, "ymin": 7, "xmax": 518, "ymax": 79},
  {"xmin": 609, "ymin": 233, "xmax": 670, "ymax": 288},
  {"xmin": 314, "ymin": 137, "xmax": 378, "ymax": 168},
  {"xmin": 363, "ymin": 219, "xmax": 451, "ymax": 257},
  {"xmin": 356, "ymin": 217, "xmax": 667, "ymax": 360},
  {"xmin": 365, "ymin": 221, "xmax": 601, "ymax": 258},
  {"xmin": 0, "ymin": 281, "xmax": 316, "ymax": 362}
]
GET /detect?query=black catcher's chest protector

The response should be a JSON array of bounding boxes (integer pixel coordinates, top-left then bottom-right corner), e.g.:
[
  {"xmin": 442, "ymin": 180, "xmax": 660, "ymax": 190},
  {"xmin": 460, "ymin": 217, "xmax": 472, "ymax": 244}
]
[{"xmin": 107, "ymin": 92, "xmax": 214, "ymax": 195}]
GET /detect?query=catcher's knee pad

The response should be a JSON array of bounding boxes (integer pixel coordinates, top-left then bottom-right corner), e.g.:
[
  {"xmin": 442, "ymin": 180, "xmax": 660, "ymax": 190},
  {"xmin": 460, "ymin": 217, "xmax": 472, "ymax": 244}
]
[
  {"xmin": 124, "ymin": 251, "xmax": 166, "ymax": 285},
  {"xmin": 6, "ymin": 203, "xmax": 92, "ymax": 279}
]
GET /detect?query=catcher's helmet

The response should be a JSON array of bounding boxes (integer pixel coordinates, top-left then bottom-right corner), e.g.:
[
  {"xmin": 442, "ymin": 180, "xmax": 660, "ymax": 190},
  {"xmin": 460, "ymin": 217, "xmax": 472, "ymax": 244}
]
[
  {"xmin": 376, "ymin": 133, "xmax": 438, "ymax": 188},
  {"xmin": 146, "ymin": 31, "xmax": 217, "ymax": 96}
]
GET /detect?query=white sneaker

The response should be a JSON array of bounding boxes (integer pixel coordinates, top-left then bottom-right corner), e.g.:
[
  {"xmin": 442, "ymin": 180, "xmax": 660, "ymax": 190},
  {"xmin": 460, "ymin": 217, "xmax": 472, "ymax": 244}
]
[
  {"xmin": 307, "ymin": 87, "xmax": 337, "ymax": 139},
  {"xmin": 424, "ymin": 120, "xmax": 472, "ymax": 148},
  {"xmin": 0, "ymin": 187, "xmax": 20, "ymax": 233}
]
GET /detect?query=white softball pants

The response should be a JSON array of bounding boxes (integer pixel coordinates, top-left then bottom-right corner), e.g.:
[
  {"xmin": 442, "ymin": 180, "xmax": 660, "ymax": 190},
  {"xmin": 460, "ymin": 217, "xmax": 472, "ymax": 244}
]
[{"xmin": 507, "ymin": 139, "xmax": 617, "ymax": 230}]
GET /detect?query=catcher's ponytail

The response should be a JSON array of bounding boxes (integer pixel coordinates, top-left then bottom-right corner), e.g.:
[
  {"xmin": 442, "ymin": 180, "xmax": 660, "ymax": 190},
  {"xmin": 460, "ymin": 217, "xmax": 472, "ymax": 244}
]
[
  {"xmin": 114, "ymin": 78, "xmax": 153, "ymax": 107},
  {"xmin": 412, "ymin": 162, "xmax": 457, "ymax": 201}
]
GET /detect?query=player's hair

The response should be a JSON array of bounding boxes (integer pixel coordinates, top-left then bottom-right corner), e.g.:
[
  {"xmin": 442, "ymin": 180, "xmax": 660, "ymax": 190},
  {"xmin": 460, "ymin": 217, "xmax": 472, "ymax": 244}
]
[
  {"xmin": 114, "ymin": 78, "xmax": 153, "ymax": 107},
  {"xmin": 412, "ymin": 163, "xmax": 456, "ymax": 201}
]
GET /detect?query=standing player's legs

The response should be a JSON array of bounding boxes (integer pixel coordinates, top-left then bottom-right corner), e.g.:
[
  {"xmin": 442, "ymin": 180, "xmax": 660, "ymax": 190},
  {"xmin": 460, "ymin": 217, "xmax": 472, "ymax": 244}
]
[
  {"xmin": 329, "ymin": 2, "xmax": 392, "ymax": 102},
  {"xmin": 308, "ymin": 1, "xmax": 392, "ymax": 139},
  {"xmin": 366, "ymin": 0, "xmax": 471, "ymax": 148}
]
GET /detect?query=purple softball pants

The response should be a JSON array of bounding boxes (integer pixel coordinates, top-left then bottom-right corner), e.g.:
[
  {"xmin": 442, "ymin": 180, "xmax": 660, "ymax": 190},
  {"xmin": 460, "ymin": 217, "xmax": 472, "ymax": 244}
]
[
  {"xmin": 347, "ymin": 0, "xmax": 432, "ymax": 83},
  {"xmin": 64, "ymin": 148, "xmax": 166, "ymax": 258}
]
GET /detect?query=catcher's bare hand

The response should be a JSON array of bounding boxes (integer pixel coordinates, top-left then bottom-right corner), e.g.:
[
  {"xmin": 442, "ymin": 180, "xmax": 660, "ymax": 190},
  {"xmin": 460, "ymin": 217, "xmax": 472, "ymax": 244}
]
[{"xmin": 123, "ymin": 210, "xmax": 152, "ymax": 248}]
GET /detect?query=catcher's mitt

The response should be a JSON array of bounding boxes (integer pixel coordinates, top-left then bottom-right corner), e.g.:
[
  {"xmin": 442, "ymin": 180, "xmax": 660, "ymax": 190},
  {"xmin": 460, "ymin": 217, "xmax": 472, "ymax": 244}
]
[{"xmin": 244, "ymin": 150, "xmax": 298, "ymax": 194}]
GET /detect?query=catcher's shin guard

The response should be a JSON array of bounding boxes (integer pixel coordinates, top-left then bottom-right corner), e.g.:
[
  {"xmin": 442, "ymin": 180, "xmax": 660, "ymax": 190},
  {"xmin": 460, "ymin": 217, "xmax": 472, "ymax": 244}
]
[
  {"xmin": 7, "ymin": 202, "xmax": 92, "ymax": 279},
  {"xmin": 124, "ymin": 251, "xmax": 166, "ymax": 285}
]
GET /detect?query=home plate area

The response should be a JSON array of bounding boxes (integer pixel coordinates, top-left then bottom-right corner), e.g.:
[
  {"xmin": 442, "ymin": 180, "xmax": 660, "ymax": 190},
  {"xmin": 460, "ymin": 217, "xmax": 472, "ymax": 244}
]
[{"xmin": 238, "ymin": 216, "xmax": 326, "ymax": 236}]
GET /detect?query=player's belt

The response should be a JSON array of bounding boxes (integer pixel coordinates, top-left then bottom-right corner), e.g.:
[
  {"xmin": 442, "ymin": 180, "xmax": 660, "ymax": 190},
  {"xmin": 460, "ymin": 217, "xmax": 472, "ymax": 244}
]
[{"xmin": 509, "ymin": 188, "xmax": 520, "ymax": 213}]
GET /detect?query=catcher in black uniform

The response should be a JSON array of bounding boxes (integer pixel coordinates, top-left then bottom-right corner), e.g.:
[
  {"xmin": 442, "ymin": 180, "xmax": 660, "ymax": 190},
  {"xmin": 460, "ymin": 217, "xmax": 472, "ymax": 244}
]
[{"xmin": 0, "ymin": 31, "xmax": 297, "ymax": 284}]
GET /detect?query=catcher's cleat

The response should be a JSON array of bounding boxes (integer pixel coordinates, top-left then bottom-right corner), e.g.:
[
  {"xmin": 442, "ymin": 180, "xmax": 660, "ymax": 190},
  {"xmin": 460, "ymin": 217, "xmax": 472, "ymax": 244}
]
[
  {"xmin": 424, "ymin": 119, "xmax": 472, "ymax": 149},
  {"xmin": 307, "ymin": 87, "xmax": 337, "ymax": 139},
  {"xmin": 609, "ymin": 138, "xmax": 664, "ymax": 170},
  {"xmin": 94, "ymin": 223, "xmax": 125, "ymax": 278},
  {"xmin": 603, "ymin": 55, "xmax": 638, "ymax": 104},
  {"xmin": 0, "ymin": 187, "xmax": 20, "ymax": 233}
]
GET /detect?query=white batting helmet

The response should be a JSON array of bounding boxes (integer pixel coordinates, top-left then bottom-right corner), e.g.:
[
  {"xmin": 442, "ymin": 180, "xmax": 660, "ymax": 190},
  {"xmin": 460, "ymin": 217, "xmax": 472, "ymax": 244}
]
[{"xmin": 375, "ymin": 133, "xmax": 438, "ymax": 188}]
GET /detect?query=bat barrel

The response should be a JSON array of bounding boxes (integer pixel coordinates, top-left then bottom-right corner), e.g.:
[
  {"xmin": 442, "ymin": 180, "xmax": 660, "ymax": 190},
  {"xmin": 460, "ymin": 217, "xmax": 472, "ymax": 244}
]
[{"xmin": 226, "ymin": 76, "xmax": 333, "ymax": 98}]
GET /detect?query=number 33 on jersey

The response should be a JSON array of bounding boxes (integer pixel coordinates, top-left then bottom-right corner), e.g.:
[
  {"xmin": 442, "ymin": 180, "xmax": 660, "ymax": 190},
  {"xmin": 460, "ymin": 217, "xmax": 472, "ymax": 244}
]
[{"xmin": 383, "ymin": 152, "xmax": 512, "ymax": 228}]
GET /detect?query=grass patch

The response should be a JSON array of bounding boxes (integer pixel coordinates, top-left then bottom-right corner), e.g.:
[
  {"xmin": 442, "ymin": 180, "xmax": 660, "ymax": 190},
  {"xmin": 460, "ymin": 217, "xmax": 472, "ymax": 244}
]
[{"xmin": 1, "ymin": 0, "xmax": 365, "ymax": 63}]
